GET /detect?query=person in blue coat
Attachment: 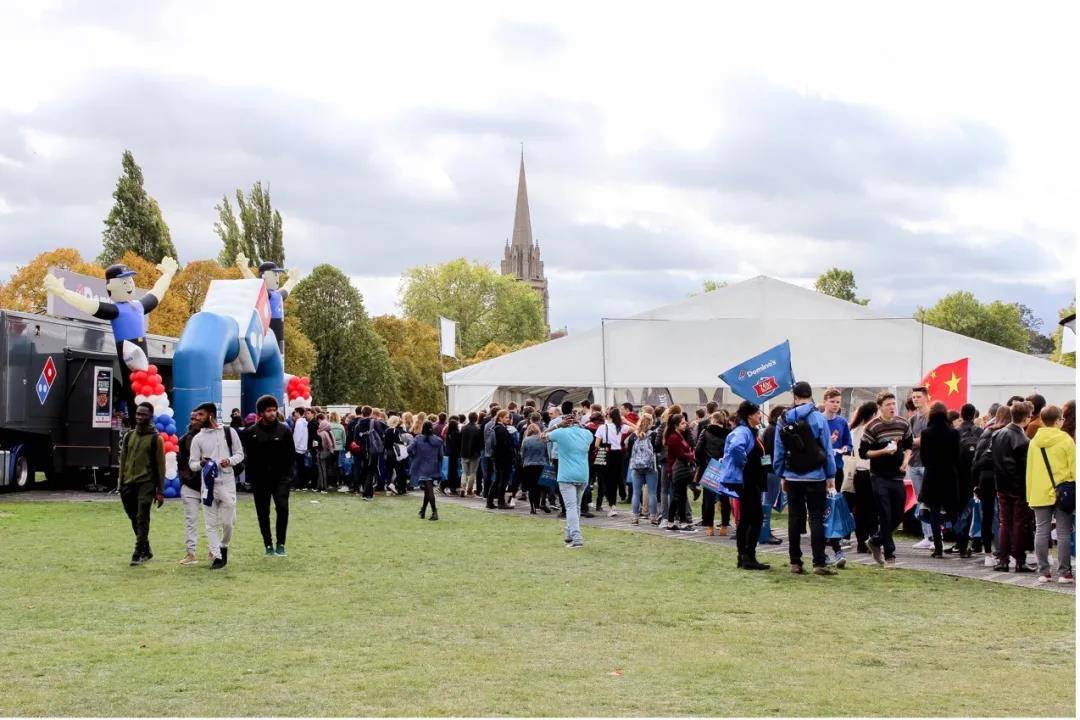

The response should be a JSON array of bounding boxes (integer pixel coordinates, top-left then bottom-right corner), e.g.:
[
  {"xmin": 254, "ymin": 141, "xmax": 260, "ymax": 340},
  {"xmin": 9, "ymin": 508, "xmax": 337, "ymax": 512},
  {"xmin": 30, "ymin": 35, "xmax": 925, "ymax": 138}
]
[
  {"xmin": 772, "ymin": 381, "xmax": 837, "ymax": 575},
  {"xmin": 720, "ymin": 401, "xmax": 770, "ymax": 571},
  {"xmin": 409, "ymin": 421, "xmax": 444, "ymax": 521}
]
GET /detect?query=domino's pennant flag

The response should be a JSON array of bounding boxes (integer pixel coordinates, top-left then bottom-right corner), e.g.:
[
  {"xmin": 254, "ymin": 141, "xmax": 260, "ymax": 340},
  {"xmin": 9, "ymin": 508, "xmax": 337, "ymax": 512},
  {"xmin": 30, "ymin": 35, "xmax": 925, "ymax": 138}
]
[{"xmin": 719, "ymin": 340, "xmax": 795, "ymax": 402}]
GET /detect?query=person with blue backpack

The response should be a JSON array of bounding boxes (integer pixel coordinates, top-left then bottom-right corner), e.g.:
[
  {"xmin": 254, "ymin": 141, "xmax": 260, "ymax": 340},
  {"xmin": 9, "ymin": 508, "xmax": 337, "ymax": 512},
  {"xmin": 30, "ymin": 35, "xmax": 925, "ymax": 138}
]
[{"xmin": 772, "ymin": 381, "xmax": 837, "ymax": 576}]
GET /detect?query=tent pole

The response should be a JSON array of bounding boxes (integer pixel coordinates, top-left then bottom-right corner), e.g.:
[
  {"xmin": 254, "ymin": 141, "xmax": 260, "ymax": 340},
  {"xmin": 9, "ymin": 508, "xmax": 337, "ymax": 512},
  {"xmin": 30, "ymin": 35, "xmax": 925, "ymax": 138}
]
[{"xmin": 600, "ymin": 318, "xmax": 608, "ymax": 406}]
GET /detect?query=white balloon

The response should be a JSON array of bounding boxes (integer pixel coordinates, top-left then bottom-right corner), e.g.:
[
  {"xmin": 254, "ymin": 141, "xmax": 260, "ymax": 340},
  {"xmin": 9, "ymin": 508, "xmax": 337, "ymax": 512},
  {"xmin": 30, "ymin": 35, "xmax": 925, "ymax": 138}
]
[
  {"xmin": 134, "ymin": 394, "xmax": 148, "ymax": 405},
  {"xmin": 160, "ymin": 407, "xmax": 174, "ymax": 418},
  {"xmin": 164, "ymin": 454, "xmax": 178, "ymax": 479}
]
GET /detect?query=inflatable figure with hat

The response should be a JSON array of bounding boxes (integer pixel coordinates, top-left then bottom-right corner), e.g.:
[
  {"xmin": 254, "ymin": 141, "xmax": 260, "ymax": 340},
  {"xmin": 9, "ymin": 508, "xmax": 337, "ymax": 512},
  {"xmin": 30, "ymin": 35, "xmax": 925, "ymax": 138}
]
[
  {"xmin": 235, "ymin": 253, "xmax": 301, "ymax": 354},
  {"xmin": 43, "ymin": 257, "xmax": 179, "ymax": 402}
]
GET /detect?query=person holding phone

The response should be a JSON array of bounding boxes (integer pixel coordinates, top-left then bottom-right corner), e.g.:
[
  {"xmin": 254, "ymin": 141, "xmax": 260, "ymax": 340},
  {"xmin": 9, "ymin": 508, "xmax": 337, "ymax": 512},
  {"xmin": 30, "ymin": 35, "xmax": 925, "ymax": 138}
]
[{"xmin": 859, "ymin": 391, "xmax": 914, "ymax": 565}]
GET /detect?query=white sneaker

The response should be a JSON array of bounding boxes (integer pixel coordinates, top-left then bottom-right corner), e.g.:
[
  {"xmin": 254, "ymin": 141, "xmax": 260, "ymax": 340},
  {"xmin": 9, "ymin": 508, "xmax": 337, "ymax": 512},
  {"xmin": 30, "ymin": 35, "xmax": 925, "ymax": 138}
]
[
  {"xmin": 508, "ymin": 498, "xmax": 516, "ymax": 508},
  {"xmin": 912, "ymin": 539, "xmax": 934, "ymax": 550},
  {"xmin": 984, "ymin": 555, "xmax": 997, "ymax": 567},
  {"xmin": 1037, "ymin": 574, "xmax": 1052, "ymax": 584},
  {"xmin": 1058, "ymin": 572, "xmax": 1074, "ymax": 584},
  {"xmin": 608, "ymin": 509, "xmax": 618, "ymax": 518}
]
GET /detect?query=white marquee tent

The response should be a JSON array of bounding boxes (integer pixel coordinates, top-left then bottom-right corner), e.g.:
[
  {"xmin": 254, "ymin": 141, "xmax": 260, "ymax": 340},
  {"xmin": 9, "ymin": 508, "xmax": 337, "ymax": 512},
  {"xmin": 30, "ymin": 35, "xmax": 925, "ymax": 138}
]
[{"xmin": 444, "ymin": 276, "xmax": 1076, "ymax": 414}]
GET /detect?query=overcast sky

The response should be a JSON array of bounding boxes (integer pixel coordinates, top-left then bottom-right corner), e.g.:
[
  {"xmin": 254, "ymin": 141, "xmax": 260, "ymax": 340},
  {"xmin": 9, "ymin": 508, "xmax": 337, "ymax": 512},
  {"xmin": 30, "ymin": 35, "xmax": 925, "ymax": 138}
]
[{"xmin": 1, "ymin": 1, "xmax": 1075, "ymax": 335}]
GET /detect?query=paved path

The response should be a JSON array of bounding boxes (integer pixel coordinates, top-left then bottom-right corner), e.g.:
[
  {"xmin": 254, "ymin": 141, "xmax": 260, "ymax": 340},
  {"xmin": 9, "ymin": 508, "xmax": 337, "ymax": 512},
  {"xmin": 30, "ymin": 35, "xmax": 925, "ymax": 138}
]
[
  {"xmin": 438, "ymin": 493, "xmax": 1076, "ymax": 595},
  {"xmin": 5, "ymin": 489, "xmax": 1073, "ymax": 595}
]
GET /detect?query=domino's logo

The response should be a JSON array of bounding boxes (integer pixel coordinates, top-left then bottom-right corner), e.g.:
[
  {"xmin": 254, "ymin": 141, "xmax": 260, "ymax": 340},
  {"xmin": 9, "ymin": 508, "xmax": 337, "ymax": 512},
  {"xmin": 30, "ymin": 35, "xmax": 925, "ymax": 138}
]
[{"xmin": 36, "ymin": 356, "xmax": 57, "ymax": 405}]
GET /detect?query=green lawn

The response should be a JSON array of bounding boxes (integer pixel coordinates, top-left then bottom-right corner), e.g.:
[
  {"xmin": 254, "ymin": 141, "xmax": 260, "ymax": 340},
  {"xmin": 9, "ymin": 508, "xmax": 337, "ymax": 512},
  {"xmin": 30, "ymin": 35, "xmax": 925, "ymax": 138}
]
[{"xmin": 0, "ymin": 493, "xmax": 1073, "ymax": 717}]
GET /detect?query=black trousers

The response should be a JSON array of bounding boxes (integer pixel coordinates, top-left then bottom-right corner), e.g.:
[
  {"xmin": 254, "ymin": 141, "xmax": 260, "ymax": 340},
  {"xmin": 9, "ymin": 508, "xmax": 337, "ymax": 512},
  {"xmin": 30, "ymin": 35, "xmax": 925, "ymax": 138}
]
[
  {"xmin": 420, "ymin": 479, "xmax": 437, "ymax": 515},
  {"xmin": 519, "ymin": 465, "xmax": 544, "ymax": 510},
  {"xmin": 851, "ymin": 469, "xmax": 877, "ymax": 547},
  {"xmin": 701, "ymin": 489, "xmax": 732, "ymax": 527},
  {"xmin": 486, "ymin": 460, "xmax": 510, "ymax": 505},
  {"xmin": 253, "ymin": 478, "xmax": 290, "ymax": 547},
  {"xmin": 357, "ymin": 453, "xmax": 377, "ymax": 498},
  {"xmin": 602, "ymin": 451, "xmax": 624, "ymax": 508},
  {"xmin": 668, "ymin": 466, "xmax": 691, "ymax": 523},
  {"xmin": 870, "ymin": 474, "xmax": 905, "ymax": 557},
  {"xmin": 120, "ymin": 480, "xmax": 155, "ymax": 554},
  {"xmin": 786, "ymin": 480, "xmax": 827, "ymax": 567},
  {"xmin": 736, "ymin": 481, "xmax": 764, "ymax": 560}
]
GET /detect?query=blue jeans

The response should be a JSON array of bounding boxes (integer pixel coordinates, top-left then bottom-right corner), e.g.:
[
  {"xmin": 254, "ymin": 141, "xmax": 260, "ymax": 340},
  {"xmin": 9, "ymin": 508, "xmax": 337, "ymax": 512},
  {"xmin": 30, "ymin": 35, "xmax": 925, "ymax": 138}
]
[
  {"xmin": 559, "ymin": 482, "xmax": 587, "ymax": 544},
  {"xmin": 907, "ymin": 466, "xmax": 931, "ymax": 539},
  {"xmin": 630, "ymin": 467, "xmax": 659, "ymax": 518},
  {"xmin": 760, "ymin": 472, "xmax": 781, "ymax": 542}
]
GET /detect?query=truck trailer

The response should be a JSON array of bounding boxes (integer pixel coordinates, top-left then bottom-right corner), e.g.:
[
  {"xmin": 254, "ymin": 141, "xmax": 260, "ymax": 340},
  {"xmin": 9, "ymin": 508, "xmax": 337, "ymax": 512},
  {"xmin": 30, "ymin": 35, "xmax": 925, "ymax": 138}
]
[{"xmin": 0, "ymin": 308, "xmax": 177, "ymax": 491}]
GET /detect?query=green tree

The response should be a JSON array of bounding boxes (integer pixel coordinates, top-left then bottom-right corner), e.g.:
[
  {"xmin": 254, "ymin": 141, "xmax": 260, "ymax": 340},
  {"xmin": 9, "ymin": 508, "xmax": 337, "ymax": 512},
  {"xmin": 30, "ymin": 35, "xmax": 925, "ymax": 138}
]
[
  {"xmin": 689, "ymin": 279, "xmax": 727, "ymax": 297},
  {"xmin": 399, "ymin": 258, "xmax": 547, "ymax": 358},
  {"xmin": 814, "ymin": 267, "xmax": 868, "ymax": 305},
  {"xmin": 1051, "ymin": 300, "xmax": 1076, "ymax": 367},
  {"xmin": 1015, "ymin": 303, "xmax": 1055, "ymax": 355},
  {"xmin": 371, "ymin": 315, "xmax": 445, "ymax": 411},
  {"xmin": 290, "ymin": 265, "xmax": 399, "ymax": 406},
  {"xmin": 98, "ymin": 150, "xmax": 178, "ymax": 265},
  {"xmin": 915, "ymin": 291, "xmax": 1028, "ymax": 352},
  {"xmin": 215, "ymin": 181, "xmax": 284, "ymax": 267}
]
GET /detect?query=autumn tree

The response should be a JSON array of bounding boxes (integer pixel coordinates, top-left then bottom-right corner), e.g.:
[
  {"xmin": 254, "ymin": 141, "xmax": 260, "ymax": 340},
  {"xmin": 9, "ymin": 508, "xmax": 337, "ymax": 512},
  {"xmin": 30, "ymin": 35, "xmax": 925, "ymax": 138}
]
[
  {"xmin": 371, "ymin": 315, "xmax": 445, "ymax": 411},
  {"xmin": 399, "ymin": 258, "xmax": 547, "ymax": 358},
  {"xmin": 0, "ymin": 248, "xmax": 104, "ymax": 312},
  {"xmin": 98, "ymin": 150, "xmax": 178, "ymax": 265},
  {"xmin": 215, "ymin": 181, "xmax": 284, "ymax": 267},
  {"xmin": 814, "ymin": 268, "xmax": 869, "ymax": 305}
]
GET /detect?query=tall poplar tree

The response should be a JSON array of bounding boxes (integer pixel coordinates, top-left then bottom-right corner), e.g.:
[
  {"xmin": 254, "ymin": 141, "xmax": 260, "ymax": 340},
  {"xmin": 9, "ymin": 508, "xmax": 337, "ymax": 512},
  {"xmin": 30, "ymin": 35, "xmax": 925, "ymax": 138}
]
[{"xmin": 98, "ymin": 150, "xmax": 178, "ymax": 265}]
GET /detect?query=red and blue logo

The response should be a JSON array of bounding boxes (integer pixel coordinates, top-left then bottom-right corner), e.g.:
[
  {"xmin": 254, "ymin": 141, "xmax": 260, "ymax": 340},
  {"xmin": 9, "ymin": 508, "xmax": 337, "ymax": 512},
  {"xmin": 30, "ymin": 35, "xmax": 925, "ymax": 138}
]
[{"xmin": 36, "ymin": 356, "xmax": 57, "ymax": 405}]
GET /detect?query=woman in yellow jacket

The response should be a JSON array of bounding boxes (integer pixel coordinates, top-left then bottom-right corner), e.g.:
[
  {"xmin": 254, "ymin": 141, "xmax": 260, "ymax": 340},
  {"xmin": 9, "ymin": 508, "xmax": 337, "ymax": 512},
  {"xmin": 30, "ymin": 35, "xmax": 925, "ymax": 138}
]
[{"xmin": 1025, "ymin": 405, "xmax": 1075, "ymax": 584}]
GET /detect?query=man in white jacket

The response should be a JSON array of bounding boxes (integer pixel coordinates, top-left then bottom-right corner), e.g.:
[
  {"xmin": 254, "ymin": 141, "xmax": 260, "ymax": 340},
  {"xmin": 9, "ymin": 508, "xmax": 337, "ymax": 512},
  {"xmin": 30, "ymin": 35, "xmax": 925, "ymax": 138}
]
[{"xmin": 188, "ymin": 402, "xmax": 245, "ymax": 569}]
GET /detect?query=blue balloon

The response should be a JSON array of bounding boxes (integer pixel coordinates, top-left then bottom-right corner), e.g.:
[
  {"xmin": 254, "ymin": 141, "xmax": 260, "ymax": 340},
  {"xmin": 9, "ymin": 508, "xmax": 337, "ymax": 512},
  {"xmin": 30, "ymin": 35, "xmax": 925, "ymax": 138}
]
[
  {"xmin": 157, "ymin": 413, "xmax": 171, "ymax": 424},
  {"xmin": 163, "ymin": 485, "xmax": 179, "ymax": 498},
  {"xmin": 165, "ymin": 423, "xmax": 177, "ymax": 436}
]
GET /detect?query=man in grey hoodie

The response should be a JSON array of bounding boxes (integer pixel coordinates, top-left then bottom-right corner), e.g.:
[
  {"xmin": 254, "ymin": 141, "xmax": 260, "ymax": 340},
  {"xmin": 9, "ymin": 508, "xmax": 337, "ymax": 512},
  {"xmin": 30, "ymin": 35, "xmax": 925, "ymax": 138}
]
[{"xmin": 188, "ymin": 402, "xmax": 245, "ymax": 570}]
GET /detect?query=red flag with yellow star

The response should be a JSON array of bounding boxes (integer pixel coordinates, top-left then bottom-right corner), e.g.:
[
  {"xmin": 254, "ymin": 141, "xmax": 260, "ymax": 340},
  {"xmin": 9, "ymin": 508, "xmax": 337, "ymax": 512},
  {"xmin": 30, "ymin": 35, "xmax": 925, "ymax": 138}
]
[{"xmin": 921, "ymin": 358, "xmax": 969, "ymax": 411}]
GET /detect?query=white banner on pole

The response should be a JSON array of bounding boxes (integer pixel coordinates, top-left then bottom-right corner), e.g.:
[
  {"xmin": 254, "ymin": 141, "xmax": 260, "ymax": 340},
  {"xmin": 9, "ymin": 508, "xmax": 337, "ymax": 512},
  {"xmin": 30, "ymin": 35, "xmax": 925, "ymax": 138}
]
[{"xmin": 439, "ymin": 316, "xmax": 457, "ymax": 358}]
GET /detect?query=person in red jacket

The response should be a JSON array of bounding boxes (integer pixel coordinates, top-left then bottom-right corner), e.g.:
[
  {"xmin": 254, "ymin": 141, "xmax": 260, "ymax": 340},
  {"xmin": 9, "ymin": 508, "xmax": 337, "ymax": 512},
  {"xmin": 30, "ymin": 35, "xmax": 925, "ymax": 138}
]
[{"xmin": 664, "ymin": 413, "xmax": 697, "ymax": 531}]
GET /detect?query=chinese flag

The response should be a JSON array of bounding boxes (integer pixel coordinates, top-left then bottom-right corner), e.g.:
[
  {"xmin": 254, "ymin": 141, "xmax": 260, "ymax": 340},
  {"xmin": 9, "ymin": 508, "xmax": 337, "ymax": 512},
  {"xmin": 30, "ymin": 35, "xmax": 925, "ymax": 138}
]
[{"xmin": 921, "ymin": 357, "xmax": 969, "ymax": 411}]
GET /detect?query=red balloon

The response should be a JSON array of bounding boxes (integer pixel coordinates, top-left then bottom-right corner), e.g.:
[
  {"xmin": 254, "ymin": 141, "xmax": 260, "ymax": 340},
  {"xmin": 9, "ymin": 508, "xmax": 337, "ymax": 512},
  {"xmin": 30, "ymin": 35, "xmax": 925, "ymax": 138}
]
[
  {"xmin": 131, "ymin": 370, "xmax": 146, "ymax": 383},
  {"xmin": 155, "ymin": 383, "xmax": 166, "ymax": 395},
  {"xmin": 133, "ymin": 383, "xmax": 146, "ymax": 396},
  {"xmin": 288, "ymin": 390, "xmax": 299, "ymax": 400},
  {"xmin": 147, "ymin": 364, "xmax": 157, "ymax": 375}
]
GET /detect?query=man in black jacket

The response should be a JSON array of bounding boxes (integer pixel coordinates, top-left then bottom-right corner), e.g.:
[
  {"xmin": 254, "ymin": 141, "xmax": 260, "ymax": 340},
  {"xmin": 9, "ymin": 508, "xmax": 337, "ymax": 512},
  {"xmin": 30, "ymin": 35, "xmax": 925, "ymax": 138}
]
[
  {"xmin": 991, "ymin": 401, "xmax": 1033, "ymax": 572},
  {"xmin": 177, "ymin": 411, "xmax": 203, "ymax": 565},
  {"xmin": 244, "ymin": 394, "xmax": 295, "ymax": 556},
  {"xmin": 460, "ymin": 412, "xmax": 484, "ymax": 496}
]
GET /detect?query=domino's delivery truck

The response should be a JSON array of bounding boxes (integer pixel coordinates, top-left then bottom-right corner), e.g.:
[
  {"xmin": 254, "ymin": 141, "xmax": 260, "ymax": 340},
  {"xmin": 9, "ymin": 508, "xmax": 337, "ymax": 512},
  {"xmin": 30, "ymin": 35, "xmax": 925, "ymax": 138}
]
[{"xmin": 0, "ymin": 268, "xmax": 177, "ymax": 491}]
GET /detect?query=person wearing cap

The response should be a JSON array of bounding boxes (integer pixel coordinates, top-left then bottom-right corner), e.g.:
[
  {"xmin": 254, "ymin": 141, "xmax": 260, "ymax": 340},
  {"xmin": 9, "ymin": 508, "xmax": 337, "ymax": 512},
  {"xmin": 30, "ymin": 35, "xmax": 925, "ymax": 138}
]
[
  {"xmin": 236, "ymin": 253, "xmax": 302, "ymax": 354},
  {"xmin": 772, "ymin": 381, "xmax": 838, "ymax": 575},
  {"xmin": 43, "ymin": 257, "xmax": 179, "ymax": 404},
  {"xmin": 241, "ymin": 394, "xmax": 295, "ymax": 557}
]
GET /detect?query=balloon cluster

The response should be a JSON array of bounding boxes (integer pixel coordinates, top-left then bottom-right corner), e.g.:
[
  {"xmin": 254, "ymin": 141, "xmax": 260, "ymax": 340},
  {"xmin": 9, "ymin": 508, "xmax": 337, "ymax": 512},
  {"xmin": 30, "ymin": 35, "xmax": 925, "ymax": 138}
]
[
  {"xmin": 286, "ymin": 375, "xmax": 312, "ymax": 410},
  {"xmin": 125, "ymin": 353, "xmax": 181, "ymax": 498}
]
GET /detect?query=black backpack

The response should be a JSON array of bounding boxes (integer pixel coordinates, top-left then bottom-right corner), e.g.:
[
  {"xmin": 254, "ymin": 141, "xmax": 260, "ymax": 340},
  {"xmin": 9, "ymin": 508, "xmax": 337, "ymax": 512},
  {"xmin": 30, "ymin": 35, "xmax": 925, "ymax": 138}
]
[
  {"xmin": 778, "ymin": 408, "xmax": 827, "ymax": 474},
  {"xmin": 224, "ymin": 427, "xmax": 245, "ymax": 476}
]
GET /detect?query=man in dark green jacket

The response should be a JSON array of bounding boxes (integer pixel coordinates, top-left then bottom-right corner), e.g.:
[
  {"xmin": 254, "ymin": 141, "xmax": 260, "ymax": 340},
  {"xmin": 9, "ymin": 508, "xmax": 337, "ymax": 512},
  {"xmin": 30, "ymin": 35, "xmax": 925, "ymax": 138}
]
[{"xmin": 120, "ymin": 401, "xmax": 166, "ymax": 565}]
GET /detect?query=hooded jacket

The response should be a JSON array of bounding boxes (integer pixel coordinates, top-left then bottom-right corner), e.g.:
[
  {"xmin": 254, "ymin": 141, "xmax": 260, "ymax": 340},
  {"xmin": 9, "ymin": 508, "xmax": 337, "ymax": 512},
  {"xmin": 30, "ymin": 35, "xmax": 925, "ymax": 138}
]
[
  {"xmin": 241, "ymin": 419, "xmax": 294, "ymax": 485},
  {"xmin": 317, "ymin": 420, "xmax": 335, "ymax": 453},
  {"xmin": 1025, "ymin": 426, "xmax": 1076, "ymax": 508},
  {"xmin": 460, "ymin": 422, "xmax": 484, "ymax": 460},
  {"xmin": 409, "ymin": 433, "xmax": 444, "ymax": 480},
  {"xmin": 188, "ymin": 425, "xmax": 245, "ymax": 485},
  {"xmin": 695, "ymin": 423, "xmax": 729, "ymax": 481}
]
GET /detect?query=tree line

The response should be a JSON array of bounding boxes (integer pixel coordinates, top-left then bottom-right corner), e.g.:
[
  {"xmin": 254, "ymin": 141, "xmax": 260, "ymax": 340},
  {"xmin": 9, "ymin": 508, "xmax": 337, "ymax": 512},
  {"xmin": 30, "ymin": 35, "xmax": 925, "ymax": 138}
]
[{"xmin": 1, "ymin": 151, "xmax": 1072, "ymax": 414}]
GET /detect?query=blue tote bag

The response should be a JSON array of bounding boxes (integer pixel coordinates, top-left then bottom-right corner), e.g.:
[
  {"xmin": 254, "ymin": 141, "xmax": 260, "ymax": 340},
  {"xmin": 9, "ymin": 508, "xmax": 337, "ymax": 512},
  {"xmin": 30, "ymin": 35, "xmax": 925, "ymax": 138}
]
[
  {"xmin": 824, "ymin": 492, "xmax": 856, "ymax": 539},
  {"xmin": 539, "ymin": 464, "xmax": 559, "ymax": 490}
]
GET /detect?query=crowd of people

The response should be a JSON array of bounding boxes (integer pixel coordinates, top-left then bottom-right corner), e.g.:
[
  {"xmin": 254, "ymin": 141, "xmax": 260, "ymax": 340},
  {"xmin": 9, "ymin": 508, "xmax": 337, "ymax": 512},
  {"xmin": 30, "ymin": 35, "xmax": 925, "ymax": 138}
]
[{"xmin": 113, "ymin": 384, "xmax": 1075, "ymax": 582}]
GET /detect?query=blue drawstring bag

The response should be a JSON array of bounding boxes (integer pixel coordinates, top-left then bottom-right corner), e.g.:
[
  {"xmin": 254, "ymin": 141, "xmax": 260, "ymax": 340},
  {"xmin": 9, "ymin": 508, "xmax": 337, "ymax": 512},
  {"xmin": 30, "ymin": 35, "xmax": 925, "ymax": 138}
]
[
  {"xmin": 969, "ymin": 497, "xmax": 982, "ymax": 539},
  {"xmin": 340, "ymin": 452, "xmax": 353, "ymax": 476},
  {"xmin": 699, "ymin": 458, "xmax": 724, "ymax": 494},
  {"xmin": 773, "ymin": 489, "xmax": 788, "ymax": 512},
  {"xmin": 441, "ymin": 456, "xmax": 449, "ymax": 480},
  {"xmin": 201, "ymin": 460, "xmax": 219, "ymax": 507},
  {"xmin": 539, "ymin": 464, "xmax": 559, "ymax": 490},
  {"xmin": 824, "ymin": 492, "xmax": 856, "ymax": 539}
]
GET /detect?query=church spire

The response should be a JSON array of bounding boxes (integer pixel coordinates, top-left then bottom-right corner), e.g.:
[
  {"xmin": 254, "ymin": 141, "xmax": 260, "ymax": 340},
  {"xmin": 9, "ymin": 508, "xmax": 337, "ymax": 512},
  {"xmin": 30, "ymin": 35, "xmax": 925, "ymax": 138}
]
[{"xmin": 511, "ymin": 148, "xmax": 533, "ymax": 249}]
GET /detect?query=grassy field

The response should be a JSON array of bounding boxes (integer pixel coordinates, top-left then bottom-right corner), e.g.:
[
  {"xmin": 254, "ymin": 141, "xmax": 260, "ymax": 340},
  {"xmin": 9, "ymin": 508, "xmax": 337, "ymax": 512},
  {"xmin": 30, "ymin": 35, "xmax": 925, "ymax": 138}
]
[{"xmin": 0, "ymin": 492, "xmax": 1074, "ymax": 717}]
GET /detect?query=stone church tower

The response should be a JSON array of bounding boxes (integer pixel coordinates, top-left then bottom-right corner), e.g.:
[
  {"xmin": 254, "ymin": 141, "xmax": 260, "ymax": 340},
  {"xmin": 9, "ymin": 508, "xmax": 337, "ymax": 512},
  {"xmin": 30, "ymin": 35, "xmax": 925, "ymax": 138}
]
[{"xmin": 500, "ymin": 152, "xmax": 550, "ymax": 330}]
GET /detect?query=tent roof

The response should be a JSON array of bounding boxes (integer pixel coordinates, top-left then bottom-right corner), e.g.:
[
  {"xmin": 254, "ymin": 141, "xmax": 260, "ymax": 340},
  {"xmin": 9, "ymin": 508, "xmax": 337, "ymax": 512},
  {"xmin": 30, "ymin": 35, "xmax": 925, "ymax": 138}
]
[{"xmin": 444, "ymin": 276, "xmax": 1076, "ymax": 391}]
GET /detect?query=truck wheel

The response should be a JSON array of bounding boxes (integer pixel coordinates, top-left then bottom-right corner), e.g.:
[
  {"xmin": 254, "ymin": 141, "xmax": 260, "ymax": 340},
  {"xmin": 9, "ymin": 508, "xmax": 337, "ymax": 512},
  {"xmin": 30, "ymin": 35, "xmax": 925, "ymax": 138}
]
[{"xmin": 12, "ymin": 455, "xmax": 30, "ymax": 490}]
